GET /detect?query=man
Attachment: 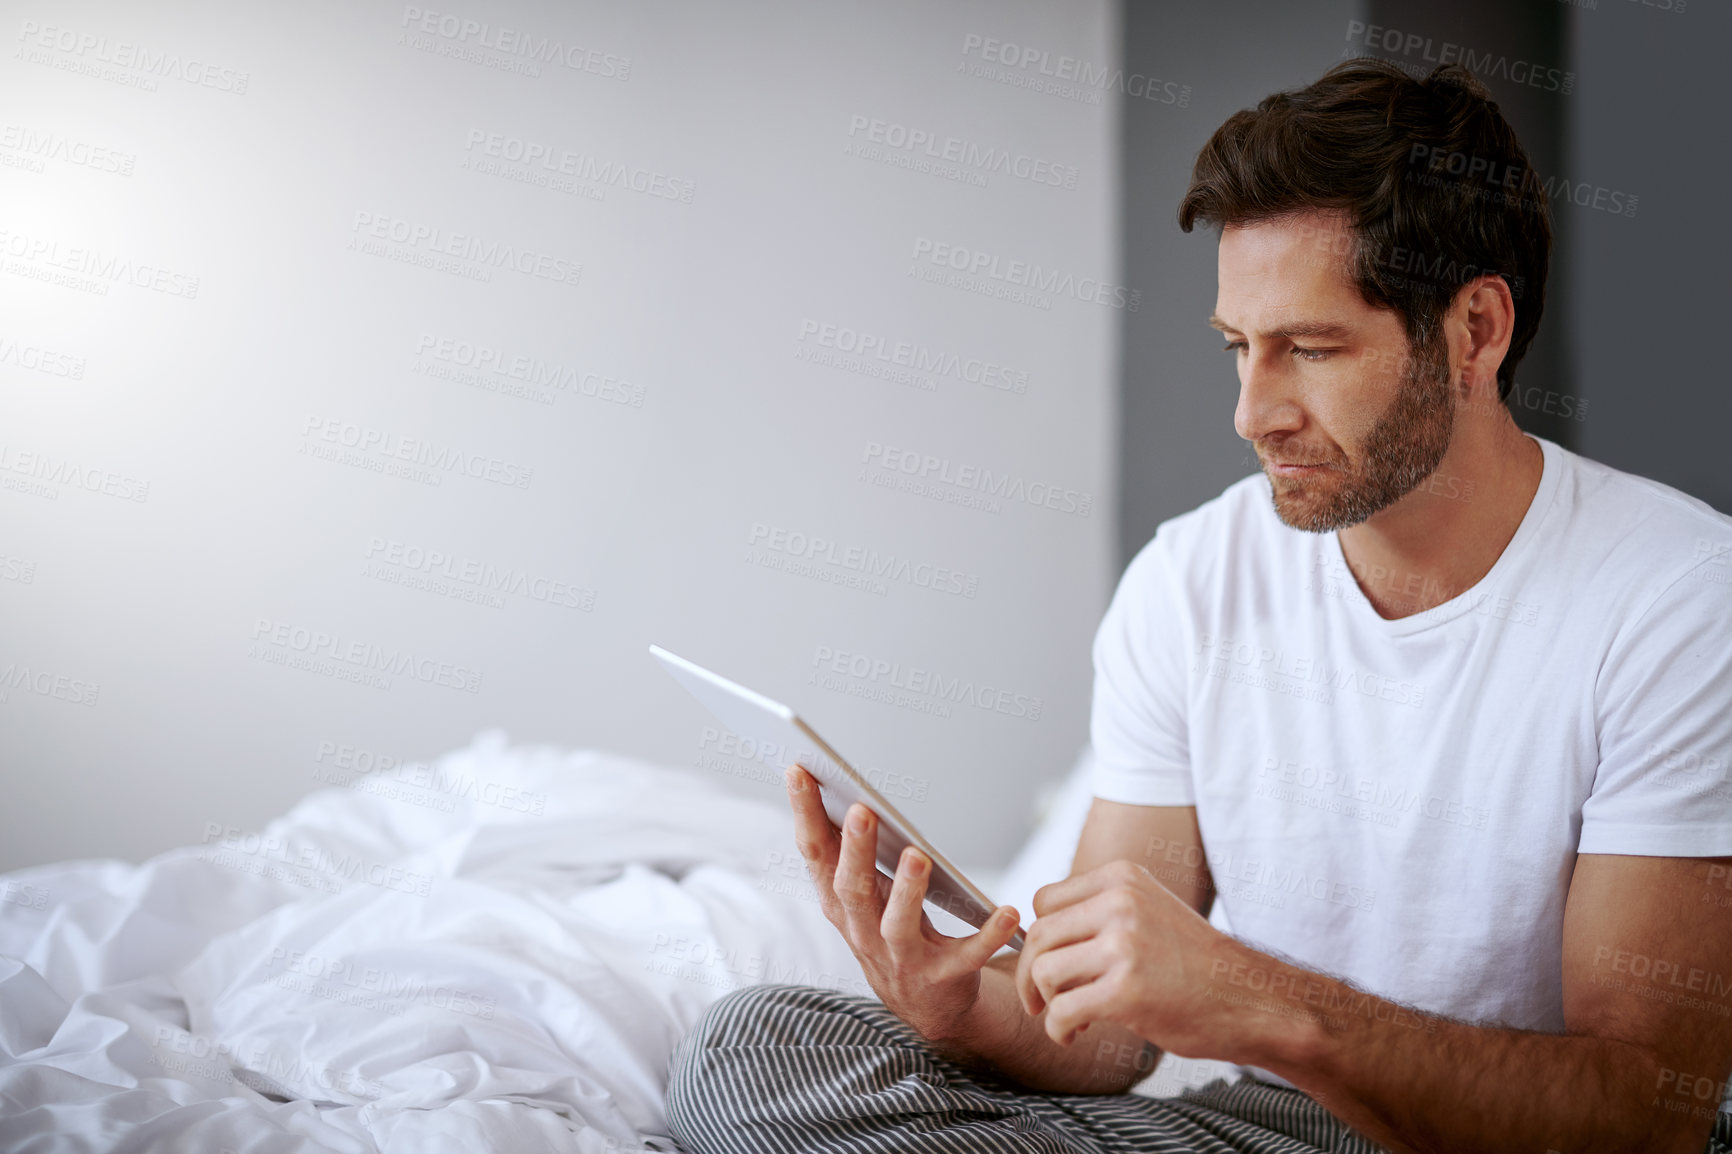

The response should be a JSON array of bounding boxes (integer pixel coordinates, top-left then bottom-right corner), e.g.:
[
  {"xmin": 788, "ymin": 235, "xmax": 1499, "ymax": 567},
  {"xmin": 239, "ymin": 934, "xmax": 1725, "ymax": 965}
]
[{"xmin": 668, "ymin": 60, "xmax": 1732, "ymax": 1154}]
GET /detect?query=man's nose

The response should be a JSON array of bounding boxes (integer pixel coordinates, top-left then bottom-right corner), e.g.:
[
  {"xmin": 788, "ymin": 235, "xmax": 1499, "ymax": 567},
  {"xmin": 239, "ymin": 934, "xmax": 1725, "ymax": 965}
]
[{"xmin": 1233, "ymin": 349, "xmax": 1303, "ymax": 443}]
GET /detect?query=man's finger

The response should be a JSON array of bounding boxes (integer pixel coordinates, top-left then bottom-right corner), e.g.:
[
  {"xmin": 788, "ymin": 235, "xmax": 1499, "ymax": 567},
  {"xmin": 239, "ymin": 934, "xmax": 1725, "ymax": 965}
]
[
  {"xmin": 1043, "ymin": 977, "xmax": 1119, "ymax": 1047},
  {"xmin": 1026, "ymin": 938, "xmax": 1108, "ymax": 1012},
  {"xmin": 938, "ymin": 904, "xmax": 1021, "ymax": 982},
  {"xmin": 787, "ymin": 766, "xmax": 844, "ymax": 920},
  {"xmin": 1032, "ymin": 863, "xmax": 1136, "ymax": 919},
  {"xmin": 1015, "ymin": 939, "xmax": 1043, "ymax": 1016},
  {"xmin": 832, "ymin": 803, "xmax": 888, "ymax": 942},
  {"xmin": 879, "ymin": 846, "xmax": 930, "ymax": 952},
  {"xmin": 1016, "ymin": 897, "xmax": 1110, "ymax": 1014}
]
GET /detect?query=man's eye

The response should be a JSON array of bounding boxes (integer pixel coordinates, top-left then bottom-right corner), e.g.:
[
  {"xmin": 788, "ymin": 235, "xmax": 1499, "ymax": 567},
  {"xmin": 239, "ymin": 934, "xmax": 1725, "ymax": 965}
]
[
  {"xmin": 1292, "ymin": 347, "xmax": 1332, "ymax": 362},
  {"xmin": 1222, "ymin": 341, "xmax": 1246, "ymax": 354}
]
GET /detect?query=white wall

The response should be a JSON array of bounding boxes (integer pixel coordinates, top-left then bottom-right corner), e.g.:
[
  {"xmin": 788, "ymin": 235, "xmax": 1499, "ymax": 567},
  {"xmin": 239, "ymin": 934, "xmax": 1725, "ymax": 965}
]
[{"xmin": 0, "ymin": 0, "xmax": 1120, "ymax": 872}]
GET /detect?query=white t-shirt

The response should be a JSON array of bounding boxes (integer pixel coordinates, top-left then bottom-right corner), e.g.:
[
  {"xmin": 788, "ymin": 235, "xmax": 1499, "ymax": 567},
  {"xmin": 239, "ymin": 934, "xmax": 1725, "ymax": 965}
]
[{"xmin": 1091, "ymin": 436, "xmax": 1732, "ymax": 1096}]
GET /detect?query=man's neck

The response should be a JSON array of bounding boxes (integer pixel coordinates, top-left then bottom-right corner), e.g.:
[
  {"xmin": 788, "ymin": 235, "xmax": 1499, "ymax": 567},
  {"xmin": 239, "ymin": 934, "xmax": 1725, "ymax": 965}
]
[{"xmin": 1336, "ymin": 412, "xmax": 1545, "ymax": 620}]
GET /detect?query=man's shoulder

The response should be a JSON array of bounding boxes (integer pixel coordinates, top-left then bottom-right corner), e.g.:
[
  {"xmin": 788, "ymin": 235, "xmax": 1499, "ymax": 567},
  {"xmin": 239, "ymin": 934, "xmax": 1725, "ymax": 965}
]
[{"xmin": 1550, "ymin": 443, "xmax": 1732, "ymax": 590}]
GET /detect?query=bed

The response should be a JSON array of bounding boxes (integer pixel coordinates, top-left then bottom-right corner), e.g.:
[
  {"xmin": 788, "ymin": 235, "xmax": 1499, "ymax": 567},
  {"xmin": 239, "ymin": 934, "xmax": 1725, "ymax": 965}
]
[{"xmin": 0, "ymin": 732, "xmax": 1233, "ymax": 1152}]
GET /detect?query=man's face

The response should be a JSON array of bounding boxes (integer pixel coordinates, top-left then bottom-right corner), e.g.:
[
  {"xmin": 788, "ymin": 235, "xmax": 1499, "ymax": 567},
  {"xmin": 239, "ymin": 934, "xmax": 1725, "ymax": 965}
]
[{"xmin": 1212, "ymin": 212, "xmax": 1455, "ymax": 533}]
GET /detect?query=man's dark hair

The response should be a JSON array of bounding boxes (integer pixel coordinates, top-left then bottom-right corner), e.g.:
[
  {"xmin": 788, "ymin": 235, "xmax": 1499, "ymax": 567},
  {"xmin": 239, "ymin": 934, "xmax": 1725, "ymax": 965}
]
[{"xmin": 1179, "ymin": 59, "xmax": 1550, "ymax": 401}]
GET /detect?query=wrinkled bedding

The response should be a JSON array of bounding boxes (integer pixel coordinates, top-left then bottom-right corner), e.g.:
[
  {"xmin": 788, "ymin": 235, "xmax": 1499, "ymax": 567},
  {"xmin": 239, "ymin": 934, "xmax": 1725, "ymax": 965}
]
[{"xmin": 0, "ymin": 732, "xmax": 868, "ymax": 1153}]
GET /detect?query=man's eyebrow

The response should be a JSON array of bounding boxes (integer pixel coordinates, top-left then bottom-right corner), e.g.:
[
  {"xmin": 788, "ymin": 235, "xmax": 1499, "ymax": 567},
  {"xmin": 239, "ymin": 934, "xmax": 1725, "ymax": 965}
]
[{"xmin": 1207, "ymin": 315, "xmax": 1355, "ymax": 341}]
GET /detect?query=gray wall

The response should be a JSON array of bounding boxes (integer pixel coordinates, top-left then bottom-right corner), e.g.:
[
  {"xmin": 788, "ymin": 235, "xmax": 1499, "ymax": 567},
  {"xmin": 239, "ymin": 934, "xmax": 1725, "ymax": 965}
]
[{"xmin": 1568, "ymin": 0, "xmax": 1730, "ymax": 513}]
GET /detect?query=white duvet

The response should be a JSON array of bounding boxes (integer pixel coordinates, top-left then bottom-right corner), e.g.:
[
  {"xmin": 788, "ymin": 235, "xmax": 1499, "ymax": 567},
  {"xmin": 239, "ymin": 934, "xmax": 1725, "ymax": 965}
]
[{"xmin": 0, "ymin": 733, "xmax": 869, "ymax": 1153}]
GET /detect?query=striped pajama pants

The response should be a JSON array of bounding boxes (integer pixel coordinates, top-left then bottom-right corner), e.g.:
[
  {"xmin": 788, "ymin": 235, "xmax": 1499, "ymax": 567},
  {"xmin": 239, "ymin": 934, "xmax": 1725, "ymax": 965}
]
[{"xmin": 667, "ymin": 984, "xmax": 1732, "ymax": 1154}]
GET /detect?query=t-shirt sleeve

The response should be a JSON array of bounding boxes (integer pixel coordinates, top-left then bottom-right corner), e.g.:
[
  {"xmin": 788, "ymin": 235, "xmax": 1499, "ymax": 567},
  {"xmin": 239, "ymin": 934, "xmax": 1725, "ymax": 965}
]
[
  {"xmin": 1581, "ymin": 559, "xmax": 1732, "ymax": 857},
  {"xmin": 1089, "ymin": 538, "xmax": 1195, "ymax": 806}
]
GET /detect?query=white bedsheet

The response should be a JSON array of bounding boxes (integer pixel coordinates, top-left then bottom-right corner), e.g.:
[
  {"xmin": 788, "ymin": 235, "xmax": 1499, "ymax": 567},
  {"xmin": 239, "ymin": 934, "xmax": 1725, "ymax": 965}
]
[{"xmin": 0, "ymin": 732, "xmax": 868, "ymax": 1153}]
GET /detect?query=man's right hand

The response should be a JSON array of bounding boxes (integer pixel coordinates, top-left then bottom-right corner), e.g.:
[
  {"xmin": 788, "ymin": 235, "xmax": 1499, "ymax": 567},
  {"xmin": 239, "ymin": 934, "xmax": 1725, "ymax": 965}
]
[{"xmin": 785, "ymin": 764, "xmax": 1021, "ymax": 1043}]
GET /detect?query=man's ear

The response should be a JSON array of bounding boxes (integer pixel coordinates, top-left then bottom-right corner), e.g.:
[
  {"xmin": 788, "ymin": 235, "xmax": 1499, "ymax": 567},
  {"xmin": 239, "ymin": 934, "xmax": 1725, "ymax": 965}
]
[{"xmin": 1453, "ymin": 274, "xmax": 1516, "ymax": 399}]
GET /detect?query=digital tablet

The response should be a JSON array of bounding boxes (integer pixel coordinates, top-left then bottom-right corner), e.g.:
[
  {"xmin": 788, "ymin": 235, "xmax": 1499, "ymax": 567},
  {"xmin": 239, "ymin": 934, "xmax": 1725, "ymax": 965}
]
[{"xmin": 649, "ymin": 644, "xmax": 1025, "ymax": 950}]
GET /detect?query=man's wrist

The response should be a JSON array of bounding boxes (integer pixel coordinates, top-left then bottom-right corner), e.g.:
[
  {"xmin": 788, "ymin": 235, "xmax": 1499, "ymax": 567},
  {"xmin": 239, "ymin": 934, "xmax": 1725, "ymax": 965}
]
[
  {"xmin": 1201, "ymin": 941, "xmax": 1331, "ymax": 1073},
  {"xmin": 919, "ymin": 980, "xmax": 1019, "ymax": 1079},
  {"xmin": 919, "ymin": 965, "xmax": 1010, "ymax": 1051}
]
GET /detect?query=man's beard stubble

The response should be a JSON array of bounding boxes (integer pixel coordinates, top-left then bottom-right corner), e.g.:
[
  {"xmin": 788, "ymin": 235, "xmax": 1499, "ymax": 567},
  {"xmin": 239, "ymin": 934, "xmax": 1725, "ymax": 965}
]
[{"xmin": 1263, "ymin": 330, "xmax": 1457, "ymax": 533}]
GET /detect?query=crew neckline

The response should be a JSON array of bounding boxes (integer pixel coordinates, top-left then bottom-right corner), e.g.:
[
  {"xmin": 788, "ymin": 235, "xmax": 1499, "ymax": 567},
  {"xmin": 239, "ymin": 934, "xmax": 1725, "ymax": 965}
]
[{"xmin": 1326, "ymin": 435, "xmax": 1562, "ymax": 637}]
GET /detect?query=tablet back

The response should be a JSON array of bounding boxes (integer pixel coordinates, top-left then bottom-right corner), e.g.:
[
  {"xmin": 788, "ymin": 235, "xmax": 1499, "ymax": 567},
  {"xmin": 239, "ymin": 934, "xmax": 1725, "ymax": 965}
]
[{"xmin": 649, "ymin": 644, "xmax": 1023, "ymax": 948}]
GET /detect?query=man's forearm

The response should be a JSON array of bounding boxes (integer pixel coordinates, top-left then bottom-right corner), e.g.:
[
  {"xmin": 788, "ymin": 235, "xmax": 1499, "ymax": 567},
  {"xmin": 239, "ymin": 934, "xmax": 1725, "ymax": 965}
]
[
  {"xmin": 925, "ymin": 955, "xmax": 1160, "ymax": 1094},
  {"xmin": 1230, "ymin": 956, "xmax": 1717, "ymax": 1154}
]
